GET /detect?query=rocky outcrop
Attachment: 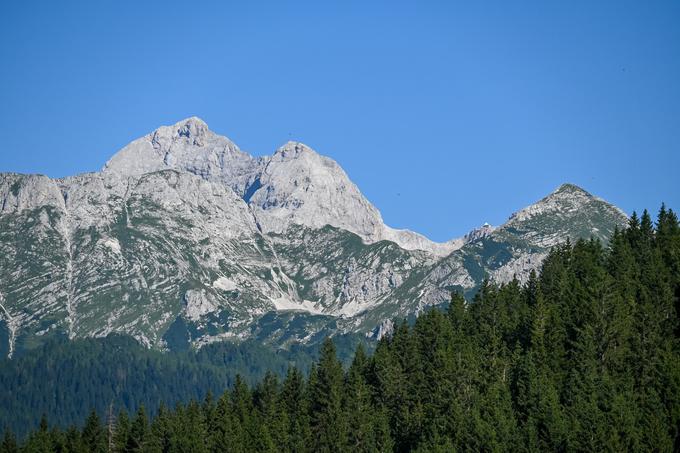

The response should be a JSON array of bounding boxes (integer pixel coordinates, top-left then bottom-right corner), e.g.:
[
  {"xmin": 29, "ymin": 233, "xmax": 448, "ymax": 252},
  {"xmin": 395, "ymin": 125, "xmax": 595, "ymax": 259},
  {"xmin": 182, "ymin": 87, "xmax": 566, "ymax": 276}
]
[
  {"xmin": 103, "ymin": 118, "xmax": 462, "ymax": 256},
  {"xmin": 0, "ymin": 118, "xmax": 629, "ymax": 355},
  {"xmin": 103, "ymin": 117, "xmax": 263, "ymax": 197}
]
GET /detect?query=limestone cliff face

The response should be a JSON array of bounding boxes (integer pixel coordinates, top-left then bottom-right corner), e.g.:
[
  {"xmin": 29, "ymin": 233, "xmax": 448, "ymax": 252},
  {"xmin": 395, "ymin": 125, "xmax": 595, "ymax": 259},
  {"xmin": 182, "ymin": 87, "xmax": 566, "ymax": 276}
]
[
  {"xmin": 103, "ymin": 117, "xmax": 263, "ymax": 197},
  {"xmin": 0, "ymin": 118, "xmax": 628, "ymax": 355},
  {"xmin": 103, "ymin": 118, "xmax": 460, "ymax": 256},
  {"xmin": 248, "ymin": 141, "xmax": 384, "ymax": 240}
]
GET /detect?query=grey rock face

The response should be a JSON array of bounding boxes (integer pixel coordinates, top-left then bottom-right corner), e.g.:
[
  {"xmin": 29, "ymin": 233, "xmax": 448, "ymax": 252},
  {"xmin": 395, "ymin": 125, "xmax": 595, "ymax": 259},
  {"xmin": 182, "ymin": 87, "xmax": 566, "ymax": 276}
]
[
  {"xmin": 249, "ymin": 141, "xmax": 384, "ymax": 240},
  {"xmin": 104, "ymin": 119, "xmax": 458, "ymax": 256},
  {"xmin": 401, "ymin": 183, "xmax": 629, "ymax": 314},
  {"xmin": 103, "ymin": 117, "xmax": 263, "ymax": 197},
  {"xmin": 0, "ymin": 173, "xmax": 65, "ymax": 214},
  {"xmin": 0, "ymin": 118, "xmax": 629, "ymax": 355}
]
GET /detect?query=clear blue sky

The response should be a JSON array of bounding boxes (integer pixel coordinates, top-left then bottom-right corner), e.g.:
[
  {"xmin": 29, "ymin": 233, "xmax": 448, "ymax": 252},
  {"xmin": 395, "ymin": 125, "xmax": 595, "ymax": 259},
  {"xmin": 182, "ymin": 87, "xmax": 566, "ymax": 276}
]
[{"xmin": 1, "ymin": 1, "xmax": 678, "ymax": 241}]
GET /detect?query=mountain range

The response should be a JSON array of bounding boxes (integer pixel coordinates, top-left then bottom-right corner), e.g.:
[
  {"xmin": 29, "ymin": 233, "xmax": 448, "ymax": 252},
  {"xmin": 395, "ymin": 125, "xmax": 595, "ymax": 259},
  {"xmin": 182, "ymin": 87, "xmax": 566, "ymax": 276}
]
[{"xmin": 0, "ymin": 117, "xmax": 628, "ymax": 357}]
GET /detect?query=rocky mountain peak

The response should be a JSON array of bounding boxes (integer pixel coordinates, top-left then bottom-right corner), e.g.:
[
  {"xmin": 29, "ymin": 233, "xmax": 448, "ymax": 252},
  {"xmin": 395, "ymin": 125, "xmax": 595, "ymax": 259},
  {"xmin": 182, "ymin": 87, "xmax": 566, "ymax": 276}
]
[
  {"xmin": 507, "ymin": 183, "xmax": 601, "ymax": 224},
  {"xmin": 103, "ymin": 118, "xmax": 259, "ymax": 197},
  {"xmin": 554, "ymin": 182, "xmax": 589, "ymax": 194},
  {"xmin": 152, "ymin": 116, "xmax": 211, "ymax": 148},
  {"xmin": 464, "ymin": 222, "xmax": 495, "ymax": 243},
  {"xmin": 98, "ymin": 119, "xmax": 493, "ymax": 256},
  {"xmin": 87, "ymin": 120, "xmax": 632, "ymax": 259},
  {"xmin": 274, "ymin": 141, "xmax": 315, "ymax": 159},
  {"xmin": 178, "ymin": 116, "xmax": 209, "ymax": 135},
  {"xmin": 545, "ymin": 183, "xmax": 595, "ymax": 203},
  {"xmin": 0, "ymin": 173, "xmax": 65, "ymax": 214},
  {"xmin": 0, "ymin": 120, "xmax": 633, "ymax": 354},
  {"xmin": 249, "ymin": 141, "xmax": 385, "ymax": 240},
  {"xmin": 497, "ymin": 182, "xmax": 628, "ymax": 251},
  {"xmin": 270, "ymin": 141, "xmax": 338, "ymax": 170}
]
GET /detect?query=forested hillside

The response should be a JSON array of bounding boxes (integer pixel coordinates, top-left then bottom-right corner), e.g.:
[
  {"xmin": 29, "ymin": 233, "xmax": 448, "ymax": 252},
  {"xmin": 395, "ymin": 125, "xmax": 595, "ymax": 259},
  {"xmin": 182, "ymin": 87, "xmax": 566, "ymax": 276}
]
[
  {"xmin": 0, "ymin": 333, "xmax": 366, "ymax": 439},
  {"xmin": 2, "ymin": 205, "xmax": 679, "ymax": 452}
]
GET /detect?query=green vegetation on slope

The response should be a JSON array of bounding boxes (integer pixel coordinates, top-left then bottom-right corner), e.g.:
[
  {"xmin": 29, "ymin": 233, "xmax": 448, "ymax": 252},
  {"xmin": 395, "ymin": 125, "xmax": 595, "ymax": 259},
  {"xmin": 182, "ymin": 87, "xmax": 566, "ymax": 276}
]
[
  {"xmin": 2, "ymin": 205, "xmax": 680, "ymax": 452},
  {"xmin": 0, "ymin": 332, "xmax": 367, "ymax": 440}
]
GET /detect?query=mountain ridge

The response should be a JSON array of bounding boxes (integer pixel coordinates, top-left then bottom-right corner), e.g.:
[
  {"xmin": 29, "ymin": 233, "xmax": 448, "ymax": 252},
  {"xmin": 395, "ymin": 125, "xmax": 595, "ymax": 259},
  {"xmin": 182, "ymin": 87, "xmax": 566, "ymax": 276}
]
[
  {"xmin": 102, "ymin": 117, "xmax": 468, "ymax": 256},
  {"xmin": 0, "ymin": 117, "xmax": 628, "ymax": 356}
]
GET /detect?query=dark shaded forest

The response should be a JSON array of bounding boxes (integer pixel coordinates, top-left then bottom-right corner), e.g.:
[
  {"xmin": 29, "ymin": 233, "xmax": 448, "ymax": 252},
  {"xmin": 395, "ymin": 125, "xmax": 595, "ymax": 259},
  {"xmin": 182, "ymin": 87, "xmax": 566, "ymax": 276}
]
[
  {"xmin": 2, "ymin": 205, "xmax": 679, "ymax": 452},
  {"xmin": 0, "ymin": 328, "xmax": 366, "ymax": 439}
]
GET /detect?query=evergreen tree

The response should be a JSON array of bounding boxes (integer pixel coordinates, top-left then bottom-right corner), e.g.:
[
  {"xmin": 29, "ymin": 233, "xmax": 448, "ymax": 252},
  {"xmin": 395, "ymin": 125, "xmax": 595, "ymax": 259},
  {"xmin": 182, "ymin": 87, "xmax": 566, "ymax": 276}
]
[
  {"xmin": 113, "ymin": 410, "xmax": 131, "ymax": 453},
  {"xmin": 208, "ymin": 393, "xmax": 237, "ymax": 453},
  {"xmin": 169, "ymin": 401, "xmax": 208, "ymax": 453},
  {"xmin": 64, "ymin": 425, "xmax": 86, "ymax": 453},
  {"xmin": 345, "ymin": 345, "xmax": 384, "ymax": 452},
  {"xmin": 81, "ymin": 410, "xmax": 107, "ymax": 453},
  {"xmin": 390, "ymin": 319, "xmax": 424, "ymax": 452},
  {"xmin": 310, "ymin": 338, "xmax": 347, "ymax": 452},
  {"xmin": 229, "ymin": 375, "xmax": 255, "ymax": 452},
  {"xmin": 125, "ymin": 405, "xmax": 148, "ymax": 452},
  {"xmin": 280, "ymin": 367, "xmax": 310, "ymax": 453},
  {"xmin": 253, "ymin": 371, "xmax": 283, "ymax": 452},
  {"xmin": 0, "ymin": 429, "xmax": 18, "ymax": 453},
  {"xmin": 145, "ymin": 402, "xmax": 172, "ymax": 453}
]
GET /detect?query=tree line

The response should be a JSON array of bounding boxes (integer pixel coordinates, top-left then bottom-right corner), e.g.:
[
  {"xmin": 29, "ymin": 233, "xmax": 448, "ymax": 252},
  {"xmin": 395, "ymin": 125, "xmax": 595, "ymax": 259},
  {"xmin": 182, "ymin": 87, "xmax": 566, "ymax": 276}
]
[{"xmin": 2, "ymin": 205, "xmax": 680, "ymax": 452}]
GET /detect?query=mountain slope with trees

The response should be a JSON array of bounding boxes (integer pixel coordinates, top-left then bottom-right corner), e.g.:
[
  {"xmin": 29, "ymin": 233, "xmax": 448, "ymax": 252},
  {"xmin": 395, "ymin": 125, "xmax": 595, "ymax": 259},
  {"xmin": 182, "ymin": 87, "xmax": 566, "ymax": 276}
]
[{"xmin": 3, "ymin": 205, "xmax": 678, "ymax": 452}]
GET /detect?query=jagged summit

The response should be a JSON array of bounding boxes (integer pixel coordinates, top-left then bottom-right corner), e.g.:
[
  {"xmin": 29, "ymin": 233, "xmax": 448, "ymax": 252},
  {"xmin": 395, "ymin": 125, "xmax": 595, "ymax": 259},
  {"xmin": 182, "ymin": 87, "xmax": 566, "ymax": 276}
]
[
  {"xmin": 554, "ymin": 182, "xmax": 589, "ymax": 194},
  {"xmin": 162, "ymin": 116, "xmax": 211, "ymax": 144},
  {"xmin": 248, "ymin": 138, "xmax": 385, "ymax": 240},
  {"xmin": 2, "ymin": 117, "xmax": 629, "ymax": 260},
  {"xmin": 275, "ymin": 141, "xmax": 316, "ymax": 158},
  {"xmin": 547, "ymin": 183, "xmax": 601, "ymax": 201},
  {"xmin": 507, "ymin": 183, "xmax": 598, "ymax": 223},
  {"xmin": 463, "ymin": 222, "xmax": 495, "ymax": 243},
  {"xmin": 153, "ymin": 116, "xmax": 210, "ymax": 135},
  {"xmin": 258, "ymin": 140, "xmax": 468, "ymax": 255},
  {"xmin": 498, "ymin": 182, "xmax": 628, "ymax": 251},
  {"xmin": 180, "ymin": 115, "xmax": 209, "ymax": 127},
  {"xmin": 99, "ymin": 118, "xmax": 463, "ymax": 255},
  {"xmin": 161, "ymin": 115, "xmax": 209, "ymax": 132},
  {"xmin": 269, "ymin": 141, "xmax": 340, "ymax": 169},
  {"xmin": 102, "ymin": 119, "xmax": 624, "ymax": 258},
  {"xmin": 102, "ymin": 117, "xmax": 259, "ymax": 196},
  {"xmin": 0, "ymin": 119, "xmax": 631, "ymax": 353}
]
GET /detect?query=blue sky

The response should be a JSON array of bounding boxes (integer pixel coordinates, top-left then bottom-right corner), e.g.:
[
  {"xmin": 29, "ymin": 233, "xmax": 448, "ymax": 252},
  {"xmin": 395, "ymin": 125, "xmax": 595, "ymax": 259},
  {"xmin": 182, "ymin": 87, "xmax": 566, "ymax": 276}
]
[{"xmin": 1, "ymin": 1, "xmax": 678, "ymax": 241}]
